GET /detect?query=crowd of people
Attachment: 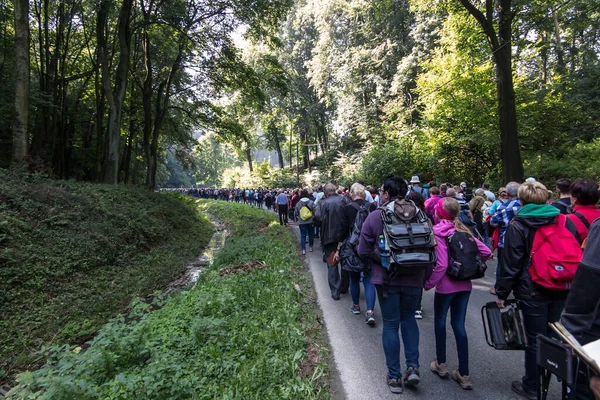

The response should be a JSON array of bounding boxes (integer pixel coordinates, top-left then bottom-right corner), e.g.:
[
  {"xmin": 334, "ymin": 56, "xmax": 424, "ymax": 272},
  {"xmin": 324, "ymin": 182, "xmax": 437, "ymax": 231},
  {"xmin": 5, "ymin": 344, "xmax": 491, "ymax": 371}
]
[{"xmin": 166, "ymin": 176, "xmax": 600, "ymax": 399}]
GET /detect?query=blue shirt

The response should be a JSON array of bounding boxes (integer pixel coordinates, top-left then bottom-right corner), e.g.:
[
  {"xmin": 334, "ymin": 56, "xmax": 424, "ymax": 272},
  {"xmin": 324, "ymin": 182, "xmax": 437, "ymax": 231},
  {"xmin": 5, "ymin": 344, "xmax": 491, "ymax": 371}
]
[
  {"xmin": 490, "ymin": 198, "xmax": 521, "ymax": 248},
  {"xmin": 276, "ymin": 193, "xmax": 289, "ymax": 205}
]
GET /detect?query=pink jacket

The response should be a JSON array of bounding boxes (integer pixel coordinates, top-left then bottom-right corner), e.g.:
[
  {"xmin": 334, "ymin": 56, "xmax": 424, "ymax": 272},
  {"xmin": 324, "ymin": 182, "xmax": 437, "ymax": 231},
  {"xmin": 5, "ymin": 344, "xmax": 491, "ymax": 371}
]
[{"xmin": 425, "ymin": 220, "xmax": 492, "ymax": 294}]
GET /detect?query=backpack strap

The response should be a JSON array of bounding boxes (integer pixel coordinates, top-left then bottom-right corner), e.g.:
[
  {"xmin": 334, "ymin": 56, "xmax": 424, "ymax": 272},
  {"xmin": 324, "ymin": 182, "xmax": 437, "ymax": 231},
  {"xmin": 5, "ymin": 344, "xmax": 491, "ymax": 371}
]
[
  {"xmin": 573, "ymin": 212, "xmax": 590, "ymax": 229},
  {"xmin": 563, "ymin": 214, "xmax": 583, "ymax": 245}
]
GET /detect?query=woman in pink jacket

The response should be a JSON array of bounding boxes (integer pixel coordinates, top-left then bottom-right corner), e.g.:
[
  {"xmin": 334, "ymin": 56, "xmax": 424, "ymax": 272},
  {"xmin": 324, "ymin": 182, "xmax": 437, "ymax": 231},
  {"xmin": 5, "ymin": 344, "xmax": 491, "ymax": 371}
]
[{"xmin": 425, "ymin": 197, "xmax": 491, "ymax": 390}]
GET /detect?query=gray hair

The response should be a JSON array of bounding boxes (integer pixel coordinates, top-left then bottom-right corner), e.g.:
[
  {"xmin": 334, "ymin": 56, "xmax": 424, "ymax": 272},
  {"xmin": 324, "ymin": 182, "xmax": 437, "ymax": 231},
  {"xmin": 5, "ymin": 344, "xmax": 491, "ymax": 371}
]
[
  {"xmin": 350, "ymin": 183, "xmax": 366, "ymax": 199},
  {"xmin": 506, "ymin": 181, "xmax": 520, "ymax": 197},
  {"xmin": 475, "ymin": 188, "xmax": 485, "ymax": 197},
  {"xmin": 446, "ymin": 188, "xmax": 457, "ymax": 198},
  {"xmin": 324, "ymin": 183, "xmax": 337, "ymax": 194}
]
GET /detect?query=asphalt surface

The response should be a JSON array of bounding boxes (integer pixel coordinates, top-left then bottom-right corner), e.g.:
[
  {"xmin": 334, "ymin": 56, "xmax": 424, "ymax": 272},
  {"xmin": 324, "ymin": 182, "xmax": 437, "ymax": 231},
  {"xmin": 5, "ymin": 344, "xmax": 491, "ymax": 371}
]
[{"xmin": 293, "ymin": 225, "xmax": 564, "ymax": 400}]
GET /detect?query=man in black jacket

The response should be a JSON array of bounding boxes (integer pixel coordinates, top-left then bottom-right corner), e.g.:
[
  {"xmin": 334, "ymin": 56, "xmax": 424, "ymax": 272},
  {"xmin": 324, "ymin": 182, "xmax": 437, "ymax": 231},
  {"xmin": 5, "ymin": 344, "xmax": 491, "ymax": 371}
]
[
  {"xmin": 314, "ymin": 182, "xmax": 348, "ymax": 300},
  {"xmin": 496, "ymin": 181, "xmax": 577, "ymax": 400}
]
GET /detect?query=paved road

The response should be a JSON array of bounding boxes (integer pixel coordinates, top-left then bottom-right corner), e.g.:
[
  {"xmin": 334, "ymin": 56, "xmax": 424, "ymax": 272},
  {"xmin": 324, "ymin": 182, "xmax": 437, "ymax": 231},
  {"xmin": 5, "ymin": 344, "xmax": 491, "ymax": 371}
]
[{"xmin": 295, "ymin": 228, "xmax": 563, "ymax": 400}]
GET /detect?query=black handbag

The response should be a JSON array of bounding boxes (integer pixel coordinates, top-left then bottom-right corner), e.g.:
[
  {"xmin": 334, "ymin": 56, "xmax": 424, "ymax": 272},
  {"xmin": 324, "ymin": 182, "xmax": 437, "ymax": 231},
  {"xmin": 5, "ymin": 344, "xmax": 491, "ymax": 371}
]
[{"xmin": 481, "ymin": 299, "xmax": 529, "ymax": 350}]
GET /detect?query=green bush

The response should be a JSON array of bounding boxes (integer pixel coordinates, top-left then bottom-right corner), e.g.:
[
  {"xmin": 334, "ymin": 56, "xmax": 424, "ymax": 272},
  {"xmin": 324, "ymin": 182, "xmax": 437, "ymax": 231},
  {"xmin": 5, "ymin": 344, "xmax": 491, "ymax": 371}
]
[
  {"xmin": 7, "ymin": 200, "xmax": 329, "ymax": 399},
  {"xmin": 0, "ymin": 169, "xmax": 213, "ymax": 384}
]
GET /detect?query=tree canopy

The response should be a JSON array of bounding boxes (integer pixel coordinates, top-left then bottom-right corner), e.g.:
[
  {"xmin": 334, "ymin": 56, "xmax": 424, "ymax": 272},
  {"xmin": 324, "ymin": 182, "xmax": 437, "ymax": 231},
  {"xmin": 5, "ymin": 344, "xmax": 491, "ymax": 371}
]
[{"xmin": 1, "ymin": 0, "xmax": 599, "ymax": 187}]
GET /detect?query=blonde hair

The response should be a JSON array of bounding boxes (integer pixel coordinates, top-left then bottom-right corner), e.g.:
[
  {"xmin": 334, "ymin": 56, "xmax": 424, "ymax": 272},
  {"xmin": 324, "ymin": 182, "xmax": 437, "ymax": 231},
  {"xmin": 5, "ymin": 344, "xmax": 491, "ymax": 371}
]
[
  {"xmin": 518, "ymin": 181, "xmax": 549, "ymax": 205},
  {"xmin": 350, "ymin": 183, "xmax": 366, "ymax": 199},
  {"xmin": 442, "ymin": 197, "xmax": 474, "ymax": 236}
]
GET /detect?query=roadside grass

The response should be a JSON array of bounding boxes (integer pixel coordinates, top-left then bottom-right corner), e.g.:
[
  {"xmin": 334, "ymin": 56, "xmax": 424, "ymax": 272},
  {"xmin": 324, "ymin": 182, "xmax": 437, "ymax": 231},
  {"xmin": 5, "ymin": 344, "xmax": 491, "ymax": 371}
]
[
  {"xmin": 7, "ymin": 200, "xmax": 330, "ymax": 399},
  {"xmin": 0, "ymin": 169, "xmax": 213, "ymax": 385}
]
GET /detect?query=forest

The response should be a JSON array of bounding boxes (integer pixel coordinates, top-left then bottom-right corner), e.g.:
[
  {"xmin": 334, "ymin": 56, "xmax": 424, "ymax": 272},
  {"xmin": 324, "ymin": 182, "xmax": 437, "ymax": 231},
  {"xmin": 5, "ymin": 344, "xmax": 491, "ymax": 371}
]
[{"xmin": 1, "ymin": 0, "xmax": 599, "ymax": 189}]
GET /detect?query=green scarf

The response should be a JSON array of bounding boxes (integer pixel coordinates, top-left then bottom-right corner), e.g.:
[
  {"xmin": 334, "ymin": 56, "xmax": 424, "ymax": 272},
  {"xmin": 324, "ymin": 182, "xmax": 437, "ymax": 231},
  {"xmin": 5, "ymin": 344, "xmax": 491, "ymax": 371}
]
[{"xmin": 517, "ymin": 203, "xmax": 560, "ymax": 218}]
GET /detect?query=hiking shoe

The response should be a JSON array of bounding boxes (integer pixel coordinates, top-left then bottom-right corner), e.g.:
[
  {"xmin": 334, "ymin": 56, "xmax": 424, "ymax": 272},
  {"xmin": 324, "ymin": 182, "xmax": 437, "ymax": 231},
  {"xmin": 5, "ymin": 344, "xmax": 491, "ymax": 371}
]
[
  {"xmin": 451, "ymin": 370, "xmax": 473, "ymax": 390},
  {"xmin": 365, "ymin": 311, "xmax": 375, "ymax": 325},
  {"xmin": 415, "ymin": 309, "xmax": 423, "ymax": 319},
  {"xmin": 386, "ymin": 376, "xmax": 403, "ymax": 394},
  {"xmin": 511, "ymin": 381, "xmax": 536, "ymax": 400},
  {"xmin": 430, "ymin": 360, "xmax": 450, "ymax": 378},
  {"xmin": 350, "ymin": 304, "xmax": 361, "ymax": 315},
  {"xmin": 403, "ymin": 367, "xmax": 420, "ymax": 386}
]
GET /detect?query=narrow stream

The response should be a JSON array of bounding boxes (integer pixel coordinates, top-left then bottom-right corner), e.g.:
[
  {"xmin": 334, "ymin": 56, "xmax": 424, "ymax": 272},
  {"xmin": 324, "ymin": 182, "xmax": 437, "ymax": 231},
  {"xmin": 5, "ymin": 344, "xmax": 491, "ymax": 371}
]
[{"xmin": 165, "ymin": 217, "xmax": 229, "ymax": 294}]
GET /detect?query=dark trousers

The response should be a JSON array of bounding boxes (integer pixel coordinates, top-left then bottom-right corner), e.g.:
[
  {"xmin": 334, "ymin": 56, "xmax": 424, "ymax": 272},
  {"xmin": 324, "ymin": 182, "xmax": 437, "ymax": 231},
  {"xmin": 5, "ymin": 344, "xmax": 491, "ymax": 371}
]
[
  {"xmin": 520, "ymin": 298, "xmax": 567, "ymax": 394},
  {"xmin": 277, "ymin": 204, "xmax": 288, "ymax": 225},
  {"xmin": 324, "ymin": 244, "xmax": 349, "ymax": 298}
]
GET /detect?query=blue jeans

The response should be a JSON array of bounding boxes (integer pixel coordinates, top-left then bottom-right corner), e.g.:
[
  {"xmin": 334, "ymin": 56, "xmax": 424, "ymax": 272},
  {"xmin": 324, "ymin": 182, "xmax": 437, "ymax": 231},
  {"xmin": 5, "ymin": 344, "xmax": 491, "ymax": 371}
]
[
  {"xmin": 299, "ymin": 224, "xmax": 314, "ymax": 250},
  {"xmin": 434, "ymin": 291, "xmax": 471, "ymax": 376},
  {"xmin": 376, "ymin": 285, "xmax": 421, "ymax": 379},
  {"xmin": 349, "ymin": 270, "xmax": 376, "ymax": 311},
  {"xmin": 519, "ymin": 299, "xmax": 567, "ymax": 393}
]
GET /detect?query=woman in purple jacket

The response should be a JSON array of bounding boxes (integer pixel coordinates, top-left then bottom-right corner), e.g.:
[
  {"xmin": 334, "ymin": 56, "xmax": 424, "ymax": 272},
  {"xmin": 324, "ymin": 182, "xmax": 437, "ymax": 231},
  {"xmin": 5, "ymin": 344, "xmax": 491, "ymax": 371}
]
[{"xmin": 425, "ymin": 197, "xmax": 491, "ymax": 390}]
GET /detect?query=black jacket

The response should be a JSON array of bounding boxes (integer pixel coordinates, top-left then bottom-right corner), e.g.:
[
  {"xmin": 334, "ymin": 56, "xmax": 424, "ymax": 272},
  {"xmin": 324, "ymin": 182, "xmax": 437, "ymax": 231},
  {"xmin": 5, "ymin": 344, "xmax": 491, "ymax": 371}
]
[
  {"xmin": 496, "ymin": 215, "xmax": 570, "ymax": 302},
  {"xmin": 314, "ymin": 194, "xmax": 345, "ymax": 247},
  {"xmin": 561, "ymin": 219, "xmax": 600, "ymax": 345}
]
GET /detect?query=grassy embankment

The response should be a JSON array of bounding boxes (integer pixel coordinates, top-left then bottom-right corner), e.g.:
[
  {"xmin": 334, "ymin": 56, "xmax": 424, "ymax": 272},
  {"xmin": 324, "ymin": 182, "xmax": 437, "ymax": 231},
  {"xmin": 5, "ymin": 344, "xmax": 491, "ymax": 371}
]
[
  {"xmin": 0, "ymin": 170, "xmax": 214, "ymax": 386},
  {"xmin": 7, "ymin": 199, "xmax": 330, "ymax": 399}
]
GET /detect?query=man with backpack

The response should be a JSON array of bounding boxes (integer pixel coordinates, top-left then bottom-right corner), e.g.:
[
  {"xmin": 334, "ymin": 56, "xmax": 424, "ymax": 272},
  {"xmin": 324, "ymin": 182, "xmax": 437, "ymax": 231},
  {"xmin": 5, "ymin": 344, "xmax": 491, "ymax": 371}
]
[
  {"xmin": 495, "ymin": 181, "xmax": 583, "ymax": 400},
  {"xmin": 335, "ymin": 183, "xmax": 376, "ymax": 325},
  {"xmin": 295, "ymin": 188, "xmax": 316, "ymax": 255},
  {"xmin": 357, "ymin": 176, "xmax": 434, "ymax": 394},
  {"xmin": 567, "ymin": 178, "xmax": 600, "ymax": 243},
  {"xmin": 551, "ymin": 178, "xmax": 572, "ymax": 214},
  {"xmin": 314, "ymin": 183, "xmax": 348, "ymax": 300}
]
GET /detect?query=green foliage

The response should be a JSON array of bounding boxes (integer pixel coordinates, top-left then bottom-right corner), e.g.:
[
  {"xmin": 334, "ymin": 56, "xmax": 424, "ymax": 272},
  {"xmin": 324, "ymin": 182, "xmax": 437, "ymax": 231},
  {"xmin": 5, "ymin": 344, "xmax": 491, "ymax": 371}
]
[
  {"xmin": 0, "ymin": 169, "xmax": 213, "ymax": 384},
  {"xmin": 8, "ymin": 200, "xmax": 329, "ymax": 399}
]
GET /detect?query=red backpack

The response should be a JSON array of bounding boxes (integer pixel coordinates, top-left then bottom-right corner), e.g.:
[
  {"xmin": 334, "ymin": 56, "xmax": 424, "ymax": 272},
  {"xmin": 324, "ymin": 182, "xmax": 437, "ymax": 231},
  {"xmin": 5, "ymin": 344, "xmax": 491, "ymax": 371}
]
[{"xmin": 528, "ymin": 214, "xmax": 583, "ymax": 290}]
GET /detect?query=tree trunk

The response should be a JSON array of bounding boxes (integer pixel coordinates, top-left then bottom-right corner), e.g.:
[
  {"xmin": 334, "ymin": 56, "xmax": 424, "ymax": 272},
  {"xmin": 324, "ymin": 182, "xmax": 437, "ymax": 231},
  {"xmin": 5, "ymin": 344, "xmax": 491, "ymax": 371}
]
[
  {"xmin": 551, "ymin": 6, "xmax": 565, "ymax": 73},
  {"xmin": 12, "ymin": 0, "xmax": 30, "ymax": 166},
  {"xmin": 245, "ymin": 145, "xmax": 253, "ymax": 172},
  {"xmin": 459, "ymin": 0, "xmax": 523, "ymax": 183},
  {"xmin": 97, "ymin": 0, "xmax": 133, "ymax": 184}
]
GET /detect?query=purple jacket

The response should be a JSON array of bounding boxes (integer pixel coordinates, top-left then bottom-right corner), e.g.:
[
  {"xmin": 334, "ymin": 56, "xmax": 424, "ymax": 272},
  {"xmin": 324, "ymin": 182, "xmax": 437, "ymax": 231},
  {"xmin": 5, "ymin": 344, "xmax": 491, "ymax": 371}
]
[
  {"xmin": 425, "ymin": 220, "xmax": 492, "ymax": 294},
  {"xmin": 357, "ymin": 209, "xmax": 425, "ymax": 287}
]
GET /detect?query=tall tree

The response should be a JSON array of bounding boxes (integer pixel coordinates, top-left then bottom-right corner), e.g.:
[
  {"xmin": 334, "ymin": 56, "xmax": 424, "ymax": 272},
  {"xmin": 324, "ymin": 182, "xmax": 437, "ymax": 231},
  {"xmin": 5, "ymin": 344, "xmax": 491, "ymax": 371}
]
[
  {"xmin": 97, "ymin": 0, "xmax": 133, "ymax": 184},
  {"xmin": 458, "ymin": 0, "xmax": 524, "ymax": 182},
  {"xmin": 12, "ymin": 0, "xmax": 29, "ymax": 166}
]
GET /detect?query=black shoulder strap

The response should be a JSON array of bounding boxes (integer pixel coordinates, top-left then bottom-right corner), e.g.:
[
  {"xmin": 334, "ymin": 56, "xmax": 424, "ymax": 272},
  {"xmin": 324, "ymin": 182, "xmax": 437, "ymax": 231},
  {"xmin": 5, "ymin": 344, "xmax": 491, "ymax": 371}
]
[
  {"xmin": 573, "ymin": 212, "xmax": 590, "ymax": 229},
  {"xmin": 564, "ymin": 215, "xmax": 583, "ymax": 245}
]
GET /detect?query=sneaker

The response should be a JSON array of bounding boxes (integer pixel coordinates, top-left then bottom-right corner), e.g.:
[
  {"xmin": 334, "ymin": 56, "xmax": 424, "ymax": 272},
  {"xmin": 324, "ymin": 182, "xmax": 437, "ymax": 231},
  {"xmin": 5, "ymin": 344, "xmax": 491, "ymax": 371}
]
[
  {"xmin": 403, "ymin": 367, "xmax": 420, "ymax": 386},
  {"xmin": 350, "ymin": 304, "xmax": 361, "ymax": 315},
  {"xmin": 386, "ymin": 376, "xmax": 403, "ymax": 394},
  {"xmin": 511, "ymin": 381, "xmax": 536, "ymax": 400},
  {"xmin": 451, "ymin": 370, "xmax": 473, "ymax": 390},
  {"xmin": 365, "ymin": 311, "xmax": 375, "ymax": 325},
  {"xmin": 309, "ymin": 247, "xmax": 313, "ymax": 252},
  {"xmin": 430, "ymin": 360, "xmax": 450, "ymax": 378},
  {"xmin": 415, "ymin": 309, "xmax": 423, "ymax": 319},
  {"xmin": 302, "ymin": 249, "xmax": 306, "ymax": 255}
]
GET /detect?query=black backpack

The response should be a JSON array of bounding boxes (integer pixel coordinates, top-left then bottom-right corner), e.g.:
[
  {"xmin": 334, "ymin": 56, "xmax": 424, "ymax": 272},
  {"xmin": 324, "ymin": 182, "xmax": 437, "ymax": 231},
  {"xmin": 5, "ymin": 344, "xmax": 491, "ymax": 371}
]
[
  {"xmin": 340, "ymin": 203, "xmax": 370, "ymax": 273},
  {"xmin": 381, "ymin": 199, "xmax": 437, "ymax": 276},
  {"xmin": 446, "ymin": 231, "xmax": 486, "ymax": 280}
]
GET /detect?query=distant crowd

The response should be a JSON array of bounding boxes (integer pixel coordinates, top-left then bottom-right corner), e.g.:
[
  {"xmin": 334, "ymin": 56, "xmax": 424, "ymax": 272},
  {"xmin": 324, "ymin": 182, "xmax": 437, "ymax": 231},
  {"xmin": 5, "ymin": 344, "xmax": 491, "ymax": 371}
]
[{"xmin": 161, "ymin": 176, "xmax": 600, "ymax": 399}]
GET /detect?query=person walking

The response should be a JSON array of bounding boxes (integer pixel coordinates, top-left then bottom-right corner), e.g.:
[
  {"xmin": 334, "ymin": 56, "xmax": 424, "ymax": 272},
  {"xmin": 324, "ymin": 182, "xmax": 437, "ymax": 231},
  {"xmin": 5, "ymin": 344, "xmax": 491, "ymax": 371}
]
[
  {"xmin": 495, "ymin": 181, "xmax": 581, "ymax": 400},
  {"xmin": 314, "ymin": 183, "xmax": 348, "ymax": 300},
  {"xmin": 357, "ymin": 176, "xmax": 425, "ymax": 394},
  {"xmin": 335, "ymin": 183, "xmax": 376, "ymax": 324},
  {"xmin": 425, "ymin": 197, "xmax": 491, "ymax": 390},
  {"xmin": 295, "ymin": 188, "xmax": 315, "ymax": 255},
  {"xmin": 275, "ymin": 189, "xmax": 289, "ymax": 226}
]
